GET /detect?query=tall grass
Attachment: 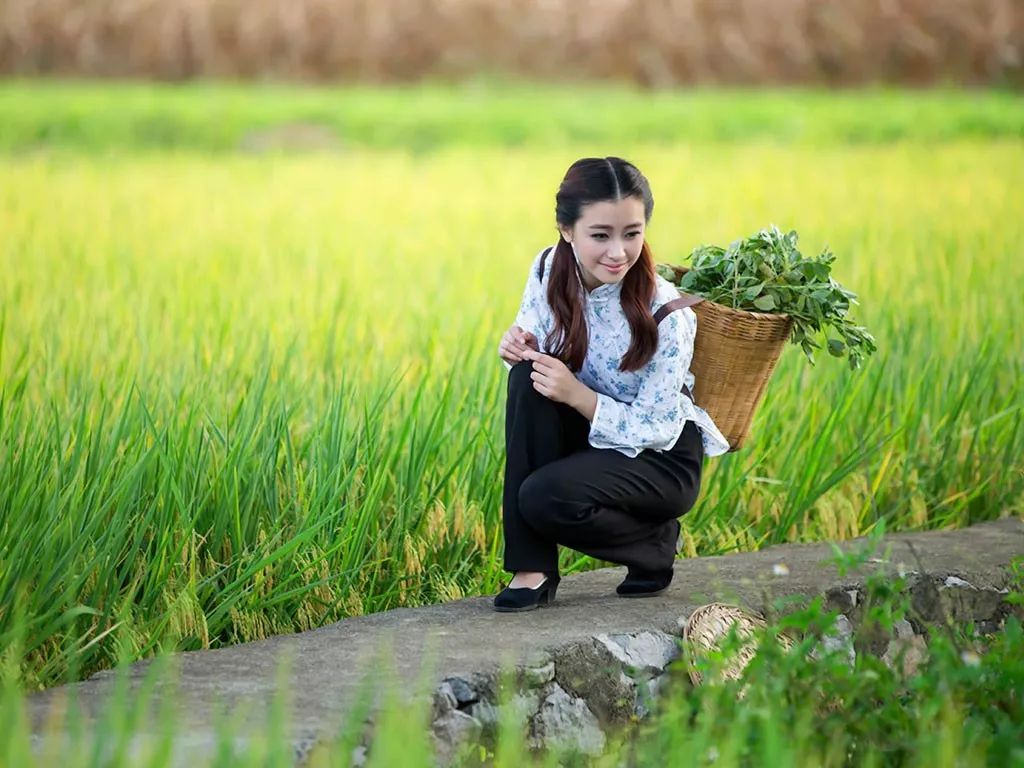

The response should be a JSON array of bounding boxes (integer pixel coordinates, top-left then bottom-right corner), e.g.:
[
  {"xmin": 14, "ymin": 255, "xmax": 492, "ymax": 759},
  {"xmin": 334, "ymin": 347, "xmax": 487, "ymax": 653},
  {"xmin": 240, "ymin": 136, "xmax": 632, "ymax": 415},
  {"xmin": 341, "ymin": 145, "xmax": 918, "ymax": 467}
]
[
  {"xmin": 1, "ymin": 96, "xmax": 1023, "ymax": 691},
  {"xmin": 0, "ymin": 81, "xmax": 1022, "ymax": 154}
]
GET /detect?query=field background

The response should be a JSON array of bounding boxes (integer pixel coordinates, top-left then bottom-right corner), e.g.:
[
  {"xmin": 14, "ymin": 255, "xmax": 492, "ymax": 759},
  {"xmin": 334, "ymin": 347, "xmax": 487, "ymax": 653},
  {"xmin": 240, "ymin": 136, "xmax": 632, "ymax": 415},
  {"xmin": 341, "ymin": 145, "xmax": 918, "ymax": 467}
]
[
  {"xmin": 1, "ymin": 80, "xmax": 1022, "ymax": 693},
  {"xmin": 1, "ymin": 0, "xmax": 1021, "ymax": 87}
]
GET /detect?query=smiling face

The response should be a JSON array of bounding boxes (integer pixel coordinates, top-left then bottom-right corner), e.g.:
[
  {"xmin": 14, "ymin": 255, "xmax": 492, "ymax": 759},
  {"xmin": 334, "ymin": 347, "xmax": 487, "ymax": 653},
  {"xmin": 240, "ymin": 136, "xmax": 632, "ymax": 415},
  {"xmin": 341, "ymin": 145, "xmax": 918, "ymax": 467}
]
[{"xmin": 559, "ymin": 197, "xmax": 647, "ymax": 292}]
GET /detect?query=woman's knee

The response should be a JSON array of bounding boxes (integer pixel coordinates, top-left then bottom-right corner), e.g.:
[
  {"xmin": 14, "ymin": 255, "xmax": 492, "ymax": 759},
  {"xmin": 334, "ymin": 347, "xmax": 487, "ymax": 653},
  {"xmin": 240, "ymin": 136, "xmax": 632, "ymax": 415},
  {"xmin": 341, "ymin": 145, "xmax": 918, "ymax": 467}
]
[
  {"xmin": 518, "ymin": 471, "xmax": 587, "ymax": 532},
  {"xmin": 508, "ymin": 359, "xmax": 534, "ymax": 391},
  {"xmin": 665, "ymin": 462, "xmax": 702, "ymax": 518},
  {"xmin": 677, "ymin": 483, "xmax": 702, "ymax": 518},
  {"xmin": 508, "ymin": 360, "xmax": 552, "ymax": 411}
]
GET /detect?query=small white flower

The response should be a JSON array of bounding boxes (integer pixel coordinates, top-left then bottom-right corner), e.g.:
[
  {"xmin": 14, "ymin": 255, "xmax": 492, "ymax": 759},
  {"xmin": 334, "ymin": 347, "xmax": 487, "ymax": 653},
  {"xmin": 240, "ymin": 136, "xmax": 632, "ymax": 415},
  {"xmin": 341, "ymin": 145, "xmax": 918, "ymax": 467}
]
[
  {"xmin": 960, "ymin": 650, "xmax": 981, "ymax": 667},
  {"xmin": 772, "ymin": 563, "xmax": 790, "ymax": 577}
]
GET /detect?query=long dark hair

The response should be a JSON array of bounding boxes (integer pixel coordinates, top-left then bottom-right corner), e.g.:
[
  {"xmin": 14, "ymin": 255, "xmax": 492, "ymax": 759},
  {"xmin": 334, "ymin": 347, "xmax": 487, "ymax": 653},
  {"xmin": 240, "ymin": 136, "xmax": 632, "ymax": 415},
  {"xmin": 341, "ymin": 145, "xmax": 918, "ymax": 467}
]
[{"xmin": 544, "ymin": 156, "xmax": 659, "ymax": 374}]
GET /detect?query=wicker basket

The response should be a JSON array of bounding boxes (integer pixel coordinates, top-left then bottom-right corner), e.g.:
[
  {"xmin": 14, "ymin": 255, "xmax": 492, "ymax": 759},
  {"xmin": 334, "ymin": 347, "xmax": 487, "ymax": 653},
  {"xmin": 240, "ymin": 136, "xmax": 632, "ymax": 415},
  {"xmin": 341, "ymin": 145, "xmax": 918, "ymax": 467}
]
[
  {"xmin": 681, "ymin": 602, "xmax": 794, "ymax": 690},
  {"xmin": 667, "ymin": 265, "xmax": 793, "ymax": 451}
]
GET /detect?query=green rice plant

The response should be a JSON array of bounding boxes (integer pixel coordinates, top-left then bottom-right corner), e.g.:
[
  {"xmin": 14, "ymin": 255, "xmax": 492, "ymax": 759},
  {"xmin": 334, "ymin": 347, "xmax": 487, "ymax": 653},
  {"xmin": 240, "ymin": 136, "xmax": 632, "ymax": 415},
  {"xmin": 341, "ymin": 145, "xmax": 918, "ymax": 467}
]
[
  {"xmin": 0, "ymin": 89, "xmax": 1022, "ymax": 692},
  {"xmin": 0, "ymin": 81, "xmax": 1023, "ymax": 154}
]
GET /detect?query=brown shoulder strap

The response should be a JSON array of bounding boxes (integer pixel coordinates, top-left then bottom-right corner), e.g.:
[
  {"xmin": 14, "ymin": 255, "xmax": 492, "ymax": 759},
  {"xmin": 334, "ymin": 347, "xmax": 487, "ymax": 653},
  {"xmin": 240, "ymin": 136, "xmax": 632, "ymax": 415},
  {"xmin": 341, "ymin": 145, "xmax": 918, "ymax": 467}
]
[
  {"xmin": 654, "ymin": 295, "xmax": 703, "ymax": 404},
  {"xmin": 654, "ymin": 294, "xmax": 703, "ymax": 324},
  {"xmin": 536, "ymin": 245, "xmax": 554, "ymax": 282}
]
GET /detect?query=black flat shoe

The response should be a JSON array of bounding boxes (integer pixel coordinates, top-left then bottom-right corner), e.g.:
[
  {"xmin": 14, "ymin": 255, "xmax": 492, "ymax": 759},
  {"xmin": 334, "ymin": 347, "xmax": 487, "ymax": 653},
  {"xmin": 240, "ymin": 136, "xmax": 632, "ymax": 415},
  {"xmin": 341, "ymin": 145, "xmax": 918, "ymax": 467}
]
[
  {"xmin": 616, "ymin": 566, "xmax": 673, "ymax": 597},
  {"xmin": 493, "ymin": 572, "xmax": 560, "ymax": 612}
]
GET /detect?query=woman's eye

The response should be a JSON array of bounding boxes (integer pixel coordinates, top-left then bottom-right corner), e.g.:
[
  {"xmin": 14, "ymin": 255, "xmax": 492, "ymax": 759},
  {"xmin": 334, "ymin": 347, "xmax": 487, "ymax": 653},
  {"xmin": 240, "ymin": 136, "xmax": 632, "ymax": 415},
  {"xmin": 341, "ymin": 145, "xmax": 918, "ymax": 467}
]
[{"xmin": 593, "ymin": 232, "xmax": 641, "ymax": 240}]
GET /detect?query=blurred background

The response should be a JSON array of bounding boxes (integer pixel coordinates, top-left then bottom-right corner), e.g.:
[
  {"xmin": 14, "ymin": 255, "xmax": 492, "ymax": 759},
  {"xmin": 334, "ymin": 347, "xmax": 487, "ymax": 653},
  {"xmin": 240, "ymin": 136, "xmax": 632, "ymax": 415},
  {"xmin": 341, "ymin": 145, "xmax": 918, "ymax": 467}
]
[{"xmin": 1, "ymin": 0, "xmax": 1021, "ymax": 86}]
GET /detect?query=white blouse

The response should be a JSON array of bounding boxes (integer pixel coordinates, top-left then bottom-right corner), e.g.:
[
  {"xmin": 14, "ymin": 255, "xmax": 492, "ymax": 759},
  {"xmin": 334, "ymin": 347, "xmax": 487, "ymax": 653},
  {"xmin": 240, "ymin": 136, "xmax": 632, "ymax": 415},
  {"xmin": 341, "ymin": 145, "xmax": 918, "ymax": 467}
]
[{"xmin": 502, "ymin": 244, "xmax": 731, "ymax": 459}]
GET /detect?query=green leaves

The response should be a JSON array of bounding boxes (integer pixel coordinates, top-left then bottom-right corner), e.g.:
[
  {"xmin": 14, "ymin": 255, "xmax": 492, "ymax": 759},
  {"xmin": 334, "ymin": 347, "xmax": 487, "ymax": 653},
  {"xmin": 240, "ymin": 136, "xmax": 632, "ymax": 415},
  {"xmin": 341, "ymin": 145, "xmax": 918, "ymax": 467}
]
[{"xmin": 659, "ymin": 224, "xmax": 877, "ymax": 370}]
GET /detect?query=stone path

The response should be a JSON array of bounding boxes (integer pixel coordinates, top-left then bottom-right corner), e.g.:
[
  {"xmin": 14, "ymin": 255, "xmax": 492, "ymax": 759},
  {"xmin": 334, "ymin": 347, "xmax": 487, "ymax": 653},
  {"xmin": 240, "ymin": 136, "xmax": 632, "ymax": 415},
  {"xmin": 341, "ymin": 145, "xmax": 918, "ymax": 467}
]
[{"xmin": 23, "ymin": 516, "xmax": 1024, "ymax": 766}]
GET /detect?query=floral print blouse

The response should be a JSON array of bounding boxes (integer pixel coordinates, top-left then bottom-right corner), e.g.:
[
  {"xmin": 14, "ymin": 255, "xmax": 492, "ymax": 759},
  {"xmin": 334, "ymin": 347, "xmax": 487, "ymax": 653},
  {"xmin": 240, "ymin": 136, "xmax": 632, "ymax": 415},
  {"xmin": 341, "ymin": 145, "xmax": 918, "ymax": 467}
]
[{"xmin": 503, "ymin": 244, "xmax": 732, "ymax": 459}]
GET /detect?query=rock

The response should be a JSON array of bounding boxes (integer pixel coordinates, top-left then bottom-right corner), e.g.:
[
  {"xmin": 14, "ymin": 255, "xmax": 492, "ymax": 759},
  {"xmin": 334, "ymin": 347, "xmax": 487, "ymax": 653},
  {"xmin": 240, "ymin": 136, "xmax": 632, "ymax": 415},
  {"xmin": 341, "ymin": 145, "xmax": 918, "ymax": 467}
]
[
  {"xmin": 634, "ymin": 673, "xmax": 668, "ymax": 719},
  {"xmin": 909, "ymin": 573, "xmax": 1007, "ymax": 625},
  {"xmin": 518, "ymin": 660, "xmax": 555, "ymax": 687},
  {"xmin": 466, "ymin": 689, "xmax": 540, "ymax": 741},
  {"xmin": 811, "ymin": 614, "xmax": 856, "ymax": 668},
  {"xmin": 595, "ymin": 631, "xmax": 680, "ymax": 678},
  {"xmin": 553, "ymin": 638, "xmax": 639, "ymax": 726},
  {"xmin": 938, "ymin": 575, "xmax": 1008, "ymax": 622},
  {"xmin": 430, "ymin": 709, "xmax": 482, "ymax": 765},
  {"xmin": 824, "ymin": 586, "xmax": 860, "ymax": 613},
  {"xmin": 882, "ymin": 632, "xmax": 929, "ymax": 677},
  {"xmin": 529, "ymin": 682, "xmax": 605, "ymax": 756},
  {"xmin": 432, "ymin": 681, "xmax": 458, "ymax": 716},
  {"xmin": 944, "ymin": 575, "xmax": 973, "ymax": 588},
  {"xmin": 291, "ymin": 730, "xmax": 320, "ymax": 765},
  {"xmin": 465, "ymin": 699, "xmax": 497, "ymax": 727},
  {"xmin": 442, "ymin": 676, "xmax": 478, "ymax": 706}
]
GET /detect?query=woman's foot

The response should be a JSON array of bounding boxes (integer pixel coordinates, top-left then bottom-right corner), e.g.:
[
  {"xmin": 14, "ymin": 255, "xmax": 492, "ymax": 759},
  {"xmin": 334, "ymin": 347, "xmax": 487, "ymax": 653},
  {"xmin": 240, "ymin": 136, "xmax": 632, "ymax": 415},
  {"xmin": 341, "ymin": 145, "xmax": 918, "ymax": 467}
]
[
  {"xmin": 508, "ymin": 571, "xmax": 547, "ymax": 588},
  {"xmin": 616, "ymin": 565, "xmax": 674, "ymax": 597},
  {"xmin": 493, "ymin": 570, "xmax": 561, "ymax": 612}
]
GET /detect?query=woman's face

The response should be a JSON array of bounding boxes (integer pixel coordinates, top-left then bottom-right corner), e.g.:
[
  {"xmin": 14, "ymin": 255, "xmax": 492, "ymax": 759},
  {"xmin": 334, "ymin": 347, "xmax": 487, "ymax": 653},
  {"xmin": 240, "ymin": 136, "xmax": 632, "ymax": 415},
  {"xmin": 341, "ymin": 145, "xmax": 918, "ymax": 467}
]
[{"xmin": 560, "ymin": 197, "xmax": 646, "ymax": 292}]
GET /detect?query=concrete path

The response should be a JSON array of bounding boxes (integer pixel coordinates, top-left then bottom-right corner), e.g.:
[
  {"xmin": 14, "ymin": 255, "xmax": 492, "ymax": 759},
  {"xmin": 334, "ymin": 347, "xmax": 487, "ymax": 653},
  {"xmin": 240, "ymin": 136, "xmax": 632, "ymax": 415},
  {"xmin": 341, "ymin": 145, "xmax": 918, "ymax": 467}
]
[{"xmin": 23, "ymin": 516, "xmax": 1024, "ymax": 764}]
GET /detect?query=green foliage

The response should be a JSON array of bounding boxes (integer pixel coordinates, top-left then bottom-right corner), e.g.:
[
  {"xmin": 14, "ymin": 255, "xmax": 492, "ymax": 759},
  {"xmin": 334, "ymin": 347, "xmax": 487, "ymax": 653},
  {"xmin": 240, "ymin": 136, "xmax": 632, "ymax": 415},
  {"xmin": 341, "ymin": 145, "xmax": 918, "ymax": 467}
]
[
  {"xmin": 0, "ymin": 81, "xmax": 1023, "ymax": 153},
  {"xmin": 1, "ymin": 86, "xmax": 1022, "ymax": 697},
  {"xmin": 626, "ymin": 546, "xmax": 1024, "ymax": 768},
  {"xmin": 657, "ymin": 225, "xmax": 878, "ymax": 370}
]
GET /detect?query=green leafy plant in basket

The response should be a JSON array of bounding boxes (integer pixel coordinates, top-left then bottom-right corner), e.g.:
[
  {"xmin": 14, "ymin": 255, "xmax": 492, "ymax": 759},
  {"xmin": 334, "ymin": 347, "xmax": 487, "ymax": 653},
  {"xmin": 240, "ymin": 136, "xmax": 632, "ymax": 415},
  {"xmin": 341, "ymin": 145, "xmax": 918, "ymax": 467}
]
[{"xmin": 656, "ymin": 225, "xmax": 877, "ymax": 371}]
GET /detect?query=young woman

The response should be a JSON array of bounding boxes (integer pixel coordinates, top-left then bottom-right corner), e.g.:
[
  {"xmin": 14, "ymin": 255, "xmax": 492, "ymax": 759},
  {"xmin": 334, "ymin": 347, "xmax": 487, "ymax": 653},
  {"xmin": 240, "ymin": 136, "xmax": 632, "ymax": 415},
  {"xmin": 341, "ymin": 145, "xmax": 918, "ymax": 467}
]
[{"xmin": 494, "ymin": 156, "xmax": 730, "ymax": 612}]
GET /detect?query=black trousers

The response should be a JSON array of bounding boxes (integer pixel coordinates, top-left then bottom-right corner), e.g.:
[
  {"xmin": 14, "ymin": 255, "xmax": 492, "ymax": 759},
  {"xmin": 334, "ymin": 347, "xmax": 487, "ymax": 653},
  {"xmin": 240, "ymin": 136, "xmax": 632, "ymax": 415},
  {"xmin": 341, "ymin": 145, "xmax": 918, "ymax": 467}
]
[{"xmin": 501, "ymin": 359, "xmax": 705, "ymax": 575}]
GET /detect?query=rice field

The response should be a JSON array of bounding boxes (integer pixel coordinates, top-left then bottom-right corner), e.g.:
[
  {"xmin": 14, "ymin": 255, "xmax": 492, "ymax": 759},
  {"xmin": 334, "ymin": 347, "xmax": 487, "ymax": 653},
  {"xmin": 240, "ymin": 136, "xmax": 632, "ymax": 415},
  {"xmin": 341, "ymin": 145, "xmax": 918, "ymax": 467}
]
[{"xmin": 0, "ymin": 82, "xmax": 1022, "ymax": 702}]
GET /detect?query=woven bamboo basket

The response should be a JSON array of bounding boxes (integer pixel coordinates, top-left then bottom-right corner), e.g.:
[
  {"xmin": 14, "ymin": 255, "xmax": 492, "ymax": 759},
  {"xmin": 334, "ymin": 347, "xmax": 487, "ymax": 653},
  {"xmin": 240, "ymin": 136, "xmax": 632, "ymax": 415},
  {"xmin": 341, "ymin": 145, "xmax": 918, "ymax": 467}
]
[
  {"xmin": 682, "ymin": 602, "xmax": 846, "ymax": 711},
  {"xmin": 666, "ymin": 265, "xmax": 794, "ymax": 451},
  {"xmin": 681, "ymin": 602, "xmax": 794, "ymax": 691}
]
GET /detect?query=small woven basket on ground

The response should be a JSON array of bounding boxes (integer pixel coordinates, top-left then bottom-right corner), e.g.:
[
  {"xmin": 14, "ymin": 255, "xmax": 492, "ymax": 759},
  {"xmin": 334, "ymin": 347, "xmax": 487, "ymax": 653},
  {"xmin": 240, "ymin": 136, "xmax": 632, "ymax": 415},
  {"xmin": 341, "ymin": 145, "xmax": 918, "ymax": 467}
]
[
  {"xmin": 682, "ymin": 602, "xmax": 847, "ymax": 712},
  {"xmin": 681, "ymin": 602, "xmax": 794, "ymax": 692},
  {"xmin": 666, "ymin": 265, "xmax": 793, "ymax": 451}
]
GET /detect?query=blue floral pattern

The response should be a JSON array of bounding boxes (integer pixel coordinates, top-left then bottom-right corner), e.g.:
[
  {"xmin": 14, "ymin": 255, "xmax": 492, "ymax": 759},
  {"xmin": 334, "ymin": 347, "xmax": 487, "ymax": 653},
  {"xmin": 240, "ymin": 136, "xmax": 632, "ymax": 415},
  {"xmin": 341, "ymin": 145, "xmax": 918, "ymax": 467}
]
[{"xmin": 503, "ymin": 244, "xmax": 732, "ymax": 459}]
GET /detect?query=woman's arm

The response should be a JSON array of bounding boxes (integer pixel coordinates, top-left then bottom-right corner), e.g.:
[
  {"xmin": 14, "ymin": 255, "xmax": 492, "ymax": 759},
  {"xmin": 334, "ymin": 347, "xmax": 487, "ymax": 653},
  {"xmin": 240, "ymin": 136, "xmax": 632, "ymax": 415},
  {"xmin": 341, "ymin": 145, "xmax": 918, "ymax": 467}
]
[
  {"xmin": 569, "ymin": 384, "xmax": 598, "ymax": 422},
  {"xmin": 501, "ymin": 247, "xmax": 552, "ymax": 371}
]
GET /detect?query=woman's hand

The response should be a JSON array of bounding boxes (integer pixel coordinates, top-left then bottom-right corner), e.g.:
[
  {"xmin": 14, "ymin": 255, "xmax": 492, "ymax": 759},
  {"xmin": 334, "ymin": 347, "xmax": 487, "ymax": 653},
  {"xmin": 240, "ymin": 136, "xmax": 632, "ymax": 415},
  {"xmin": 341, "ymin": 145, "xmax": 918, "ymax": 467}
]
[
  {"xmin": 520, "ymin": 348, "xmax": 585, "ymax": 406},
  {"xmin": 498, "ymin": 325, "xmax": 539, "ymax": 365}
]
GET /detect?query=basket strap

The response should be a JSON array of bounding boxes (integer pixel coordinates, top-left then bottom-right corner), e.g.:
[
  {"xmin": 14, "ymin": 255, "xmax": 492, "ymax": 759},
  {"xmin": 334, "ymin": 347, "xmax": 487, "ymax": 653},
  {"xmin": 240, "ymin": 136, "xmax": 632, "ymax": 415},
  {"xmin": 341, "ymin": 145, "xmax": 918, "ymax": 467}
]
[
  {"xmin": 655, "ymin": 295, "xmax": 704, "ymax": 404},
  {"xmin": 536, "ymin": 245, "xmax": 555, "ymax": 281},
  {"xmin": 653, "ymin": 294, "xmax": 703, "ymax": 323}
]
